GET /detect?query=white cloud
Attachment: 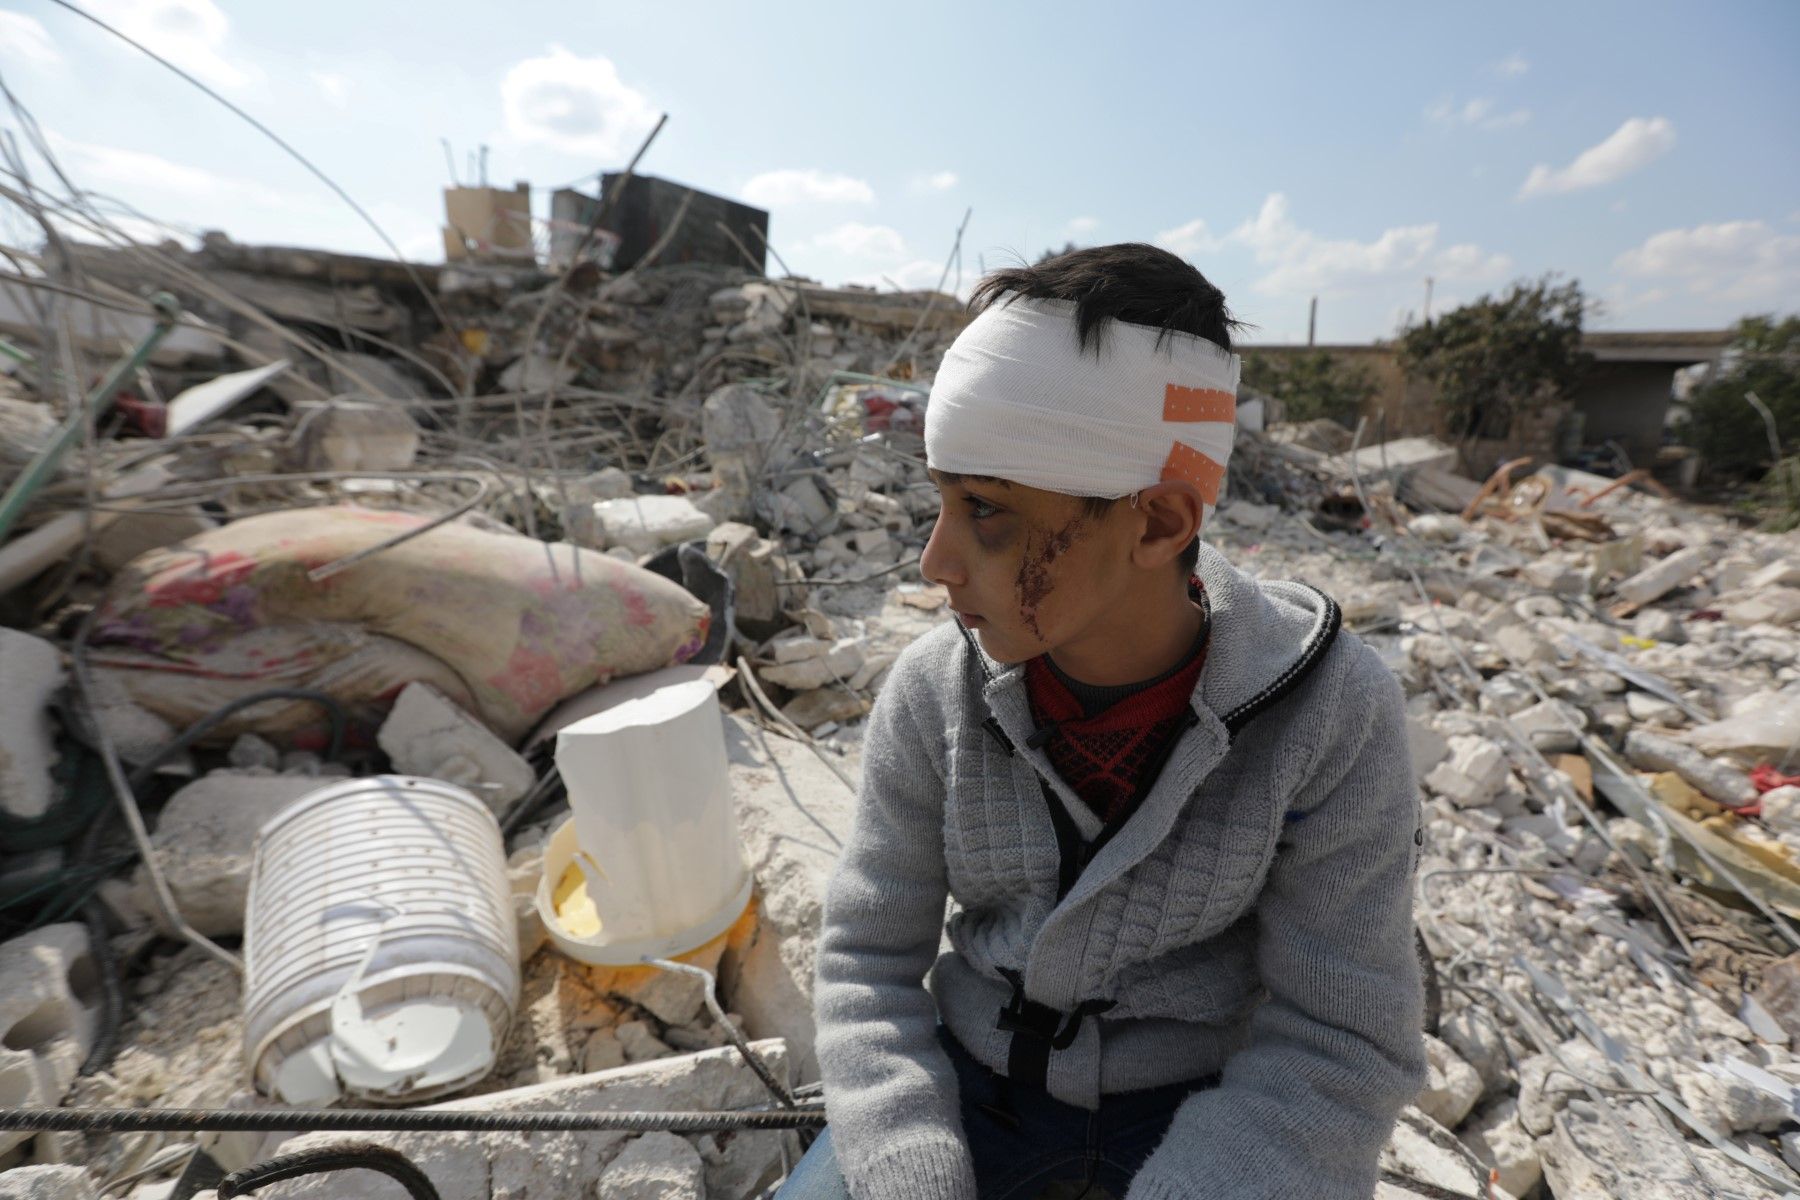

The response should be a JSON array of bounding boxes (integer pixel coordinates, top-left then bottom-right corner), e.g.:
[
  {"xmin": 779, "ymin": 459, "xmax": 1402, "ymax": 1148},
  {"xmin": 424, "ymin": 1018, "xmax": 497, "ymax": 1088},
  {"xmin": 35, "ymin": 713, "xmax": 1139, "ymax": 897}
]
[
  {"xmin": 1519, "ymin": 116, "xmax": 1676, "ymax": 198},
  {"xmin": 45, "ymin": 132, "xmax": 288, "ymax": 208},
  {"xmin": 919, "ymin": 170, "xmax": 958, "ymax": 192},
  {"xmin": 1493, "ymin": 53, "xmax": 1530, "ymax": 77},
  {"xmin": 500, "ymin": 46, "xmax": 659, "ymax": 161},
  {"xmin": 311, "ymin": 71, "xmax": 350, "ymax": 108},
  {"xmin": 812, "ymin": 222, "xmax": 906, "ymax": 259},
  {"xmin": 1161, "ymin": 193, "xmax": 1509, "ymax": 303},
  {"xmin": 1425, "ymin": 95, "xmax": 1530, "ymax": 131},
  {"xmin": 1155, "ymin": 217, "xmax": 1219, "ymax": 257},
  {"xmin": 86, "ymin": 0, "xmax": 251, "ymax": 90},
  {"xmin": 742, "ymin": 168, "xmax": 874, "ymax": 207},
  {"xmin": 0, "ymin": 12, "xmax": 62, "ymax": 67},
  {"xmin": 1615, "ymin": 219, "xmax": 1800, "ymax": 306},
  {"xmin": 853, "ymin": 258, "xmax": 957, "ymax": 295},
  {"xmin": 1064, "ymin": 216, "xmax": 1100, "ymax": 238}
]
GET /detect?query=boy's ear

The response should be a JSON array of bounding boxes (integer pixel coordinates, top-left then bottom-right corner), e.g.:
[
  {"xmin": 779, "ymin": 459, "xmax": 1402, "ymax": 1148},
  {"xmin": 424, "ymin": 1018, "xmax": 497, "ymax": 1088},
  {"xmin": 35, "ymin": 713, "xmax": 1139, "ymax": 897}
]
[{"xmin": 1130, "ymin": 480, "xmax": 1204, "ymax": 570}]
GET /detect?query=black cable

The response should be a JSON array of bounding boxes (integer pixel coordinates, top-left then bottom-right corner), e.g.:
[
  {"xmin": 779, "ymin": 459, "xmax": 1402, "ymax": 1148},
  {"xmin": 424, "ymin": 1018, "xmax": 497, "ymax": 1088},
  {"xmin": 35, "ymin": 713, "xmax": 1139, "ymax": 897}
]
[
  {"xmin": 77, "ymin": 897, "xmax": 122, "ymax": 1075},
  {"xmin": 128, "ymin": 688, "xmax": 347, "ymax": 788},
  {"xmin": 0, "ymin": 1105, "xmax": 825, "ymax": 1135},
  {"xmin": 499, "ymin": 762, "xmax": 564, "ymax": 836},
  {"xmin": 221, "ymin": 1145, "xmax": 439, "ymax": 1200}
]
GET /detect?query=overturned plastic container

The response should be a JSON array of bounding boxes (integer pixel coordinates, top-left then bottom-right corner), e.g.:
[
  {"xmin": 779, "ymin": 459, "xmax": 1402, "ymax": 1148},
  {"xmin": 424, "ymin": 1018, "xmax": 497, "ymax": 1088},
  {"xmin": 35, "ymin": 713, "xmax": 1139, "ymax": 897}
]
[
  {"xmin": 243, "ymin": 775, "xmax": 519, "ymax": 1106},
  {"xmin": 539, "ymin": 678, "xmax": 752, "ymax": 965}
]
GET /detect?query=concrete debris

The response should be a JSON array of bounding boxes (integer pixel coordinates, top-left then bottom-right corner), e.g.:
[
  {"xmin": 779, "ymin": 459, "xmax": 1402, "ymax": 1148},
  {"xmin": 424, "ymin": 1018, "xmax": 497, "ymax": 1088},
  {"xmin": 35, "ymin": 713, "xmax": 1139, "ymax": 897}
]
[
  {"xmin": 0, "ymin": 1166, "xmax": 98, "ymax": 1200},
  {"xmin": 596, "ymin": 1131, "xmax": 706, "ymax": 1200},
  {"xmin": 289, "ymin": 399, "xmax": 420, "ymax": 472},
  {"xmin": 0, "ymin": 925, "xmax": 97, "ymax": 1159},
  {"xmin": 135, "ymin": 772, "xmax": 327, "ymax": 936},
  {"xmin": 0, "ymin": 628, "xmax": 62, "ymax": 820},
  {"xmin": 1415, "ymin": 1035, "xmax": 1484, "ymax": 1128},
  {"xmin": 1424, "ymin": 734, "xmax": 1510, "ymax": 808},
  {"xmin": 1624, "ymin": 728, "xmax": 1759, "ymax": 807},
  {"xmin": 580, "ymin": 495, "xmax": 717, "ymax": 556},
  {"xmin": 1456, "ymin": 1099, "xmax": 1541, "ymax": 1199},
  {"xmin": 254, "ymin": 1040, "xmax": 793, "ymax": 1200},
  {"xmin": 377, "ymin": 682, "xmax": 536, "ymax": 813}
]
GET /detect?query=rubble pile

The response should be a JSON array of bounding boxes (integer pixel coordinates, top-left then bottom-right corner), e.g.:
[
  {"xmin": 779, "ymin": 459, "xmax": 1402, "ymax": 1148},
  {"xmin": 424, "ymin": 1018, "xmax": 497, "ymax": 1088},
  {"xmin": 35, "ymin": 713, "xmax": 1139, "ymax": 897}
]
[{"xmin": 4, "ymin": 227, "xmax": 1800, "ymax": 1199}]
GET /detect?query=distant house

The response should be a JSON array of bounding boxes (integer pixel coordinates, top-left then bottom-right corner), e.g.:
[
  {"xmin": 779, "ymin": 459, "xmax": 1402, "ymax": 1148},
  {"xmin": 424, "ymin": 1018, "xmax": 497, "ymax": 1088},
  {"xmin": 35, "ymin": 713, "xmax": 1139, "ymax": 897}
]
[{"xmin": 1242, "ymin": 330, "xmax": 1734, "ymax": 473}]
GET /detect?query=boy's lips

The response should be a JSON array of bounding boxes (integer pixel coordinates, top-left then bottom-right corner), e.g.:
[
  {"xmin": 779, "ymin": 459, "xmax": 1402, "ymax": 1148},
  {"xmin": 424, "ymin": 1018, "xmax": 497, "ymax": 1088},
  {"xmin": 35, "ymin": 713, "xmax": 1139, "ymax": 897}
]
[{"xmin": 952, "ymin": 608, "xmax": 986, "ymax": 629}]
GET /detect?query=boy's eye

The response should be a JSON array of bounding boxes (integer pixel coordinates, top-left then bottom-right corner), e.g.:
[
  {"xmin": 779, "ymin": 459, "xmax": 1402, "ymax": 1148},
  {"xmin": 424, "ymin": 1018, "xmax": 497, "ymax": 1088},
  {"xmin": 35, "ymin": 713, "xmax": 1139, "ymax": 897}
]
[{"xmin": 966, "ymin": 496, "xmax": 1001, "ymax": 520}]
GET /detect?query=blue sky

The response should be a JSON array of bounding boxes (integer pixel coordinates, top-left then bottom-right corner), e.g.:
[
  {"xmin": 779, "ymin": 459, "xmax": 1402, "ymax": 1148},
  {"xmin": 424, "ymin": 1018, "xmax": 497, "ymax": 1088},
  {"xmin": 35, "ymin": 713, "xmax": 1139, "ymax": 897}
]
[{"xmin": 1, "ymin": 0, "xmax": 1795, "ymax": 343}]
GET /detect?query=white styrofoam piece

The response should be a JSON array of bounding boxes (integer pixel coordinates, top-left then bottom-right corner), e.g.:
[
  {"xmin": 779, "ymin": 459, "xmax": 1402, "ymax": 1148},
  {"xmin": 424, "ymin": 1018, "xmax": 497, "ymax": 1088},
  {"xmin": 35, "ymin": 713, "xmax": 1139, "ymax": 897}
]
[{"xmin": 547, "ymin": 680, "xmax": 751, "ymax": 962}]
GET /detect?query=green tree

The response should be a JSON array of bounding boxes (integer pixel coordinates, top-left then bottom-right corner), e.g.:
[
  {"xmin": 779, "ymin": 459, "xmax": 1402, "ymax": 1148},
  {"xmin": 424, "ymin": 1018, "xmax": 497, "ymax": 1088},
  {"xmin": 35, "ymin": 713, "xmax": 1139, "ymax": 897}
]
[
  {"xmin": 1398, "ymin": 276, "xmax": 1590, "ymax": 443},
  {"xmin": 1680, "ymin": 315, "xmax": 1800, "ymax": 478},
  {"xmin": 1240, "ymin": 351, "xmax": 1377, "ymax": 427}
]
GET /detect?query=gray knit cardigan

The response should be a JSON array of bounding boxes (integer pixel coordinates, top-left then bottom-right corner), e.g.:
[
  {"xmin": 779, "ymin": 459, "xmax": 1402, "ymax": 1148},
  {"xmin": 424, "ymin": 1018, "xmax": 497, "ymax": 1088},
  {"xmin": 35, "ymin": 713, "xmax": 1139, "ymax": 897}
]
[{"xmin": 812, "ymin": 541, "xmax": 1426, "ymax": 1200}]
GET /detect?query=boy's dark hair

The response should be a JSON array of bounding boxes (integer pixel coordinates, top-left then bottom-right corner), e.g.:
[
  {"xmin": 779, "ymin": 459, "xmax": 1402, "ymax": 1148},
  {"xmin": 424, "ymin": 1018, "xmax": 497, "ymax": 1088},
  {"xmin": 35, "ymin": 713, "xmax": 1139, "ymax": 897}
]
[{"xmin": 968, "ymin": 243, "xmax": 1240, "ymax": 575}]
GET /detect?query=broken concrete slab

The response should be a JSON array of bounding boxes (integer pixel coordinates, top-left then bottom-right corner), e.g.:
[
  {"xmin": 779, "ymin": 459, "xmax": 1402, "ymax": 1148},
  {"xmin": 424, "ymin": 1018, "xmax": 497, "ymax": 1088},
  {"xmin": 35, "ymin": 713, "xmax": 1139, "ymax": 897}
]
[
  {"xmin": 290, "ymin": 399, "xmax": 420, "ymax": 472},
  {"xmin": 781, "ymin": 688, "xmax": 870, "ymax": 732},
  {"xmin": 718, "ymin": 716, "xmax": 857, "ymax": 1083},
  {"xmin": 0, "ymin": 1165, "xmax": 99, "ymax": 1200},
  {"xmin": 1623, "ymin": 729, "xmax": 1758, "ymax": 808},
  {"xmin": 1424, "ymin": 735, "xmax": 1510, "ymax": 809},
  {"xmin": 257, "ymin": 1040, "xmax": 792, "ymax": 1200},
  {"xmin": 758, "ymin": 638, "xmax": 864, "ymax": 691},
  {"xmin": 0, "ymin": 924, "xmax": 97, "ymax": 1159},
  {"xmin": 1457, "ymin": 1099, "xmax": 1540, "ymax": 1200},
  {"xmin": 0, "ymin": 628, "xmax": 61, "ymax": 821},
  {"xmin": 582, "ymin": 496, "xmax": 716, "ymax": 557},
  {"xmin": 137, "ymin": 772, "xmax": 326, "ymax": 937},
  {"xmin": 1612, "ymin": 545, "xmax": 1711, "ymax": 610},
  {"xmin": 1415, "ymin": 1034, "xmax": 1483, "ymax": 1128},
  {"xmin": 378, "ymin": 682, "xmax": 535, "ymax": 814},
  {"xmin": 596, "ymin": 1132, "xmax": 705, "ymax": 1200}
]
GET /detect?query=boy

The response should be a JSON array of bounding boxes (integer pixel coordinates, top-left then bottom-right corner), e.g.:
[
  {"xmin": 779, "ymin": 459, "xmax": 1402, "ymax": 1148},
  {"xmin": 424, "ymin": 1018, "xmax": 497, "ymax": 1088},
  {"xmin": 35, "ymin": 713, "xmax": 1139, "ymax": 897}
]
[{"xmin": 780, "ymin": 245, "xmax": 1425, "ymax": 1200}]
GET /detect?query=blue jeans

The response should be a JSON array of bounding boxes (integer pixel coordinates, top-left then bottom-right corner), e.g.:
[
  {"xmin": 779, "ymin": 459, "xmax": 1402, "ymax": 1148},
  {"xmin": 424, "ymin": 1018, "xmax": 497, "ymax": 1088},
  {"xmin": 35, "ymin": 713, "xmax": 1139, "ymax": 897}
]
[{"xmin": 777, "ymin": 1027, "xmax": 1215, "ymax": 1199}]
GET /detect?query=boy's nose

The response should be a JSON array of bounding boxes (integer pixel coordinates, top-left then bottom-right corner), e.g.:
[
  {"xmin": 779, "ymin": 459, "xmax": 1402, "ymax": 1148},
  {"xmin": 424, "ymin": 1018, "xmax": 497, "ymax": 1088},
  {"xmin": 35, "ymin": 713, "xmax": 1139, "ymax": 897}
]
[{"xmin": 919, "ymin": 514, "xmax": 964, "ymax": 588}]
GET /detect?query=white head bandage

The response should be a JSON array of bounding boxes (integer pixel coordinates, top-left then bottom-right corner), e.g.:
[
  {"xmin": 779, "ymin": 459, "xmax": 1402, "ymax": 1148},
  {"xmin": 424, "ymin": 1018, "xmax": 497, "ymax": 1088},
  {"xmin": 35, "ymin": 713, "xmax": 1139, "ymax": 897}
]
[{"xmin": 925, "ymin": 296, "xmax": 1239, "ymax": 521}]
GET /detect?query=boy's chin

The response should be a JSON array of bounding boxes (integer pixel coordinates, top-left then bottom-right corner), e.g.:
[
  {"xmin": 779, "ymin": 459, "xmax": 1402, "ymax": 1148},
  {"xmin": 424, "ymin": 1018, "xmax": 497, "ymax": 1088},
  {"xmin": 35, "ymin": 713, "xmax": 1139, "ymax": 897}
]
[{"xmin": 968, "ymin": 624, "xmax": 1043, "ymax": 665}]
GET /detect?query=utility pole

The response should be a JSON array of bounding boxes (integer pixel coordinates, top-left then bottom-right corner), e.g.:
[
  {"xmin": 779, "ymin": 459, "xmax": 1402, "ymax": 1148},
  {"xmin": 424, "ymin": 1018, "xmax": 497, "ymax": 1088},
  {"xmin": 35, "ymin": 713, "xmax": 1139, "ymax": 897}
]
[
  {"xmin": 1307, "ymin": 296, "xmax": 1317, "ymax": 346},
  {"xmin": 1422, "ymin": 277, "xmax": 1434, "ymax": 324}
]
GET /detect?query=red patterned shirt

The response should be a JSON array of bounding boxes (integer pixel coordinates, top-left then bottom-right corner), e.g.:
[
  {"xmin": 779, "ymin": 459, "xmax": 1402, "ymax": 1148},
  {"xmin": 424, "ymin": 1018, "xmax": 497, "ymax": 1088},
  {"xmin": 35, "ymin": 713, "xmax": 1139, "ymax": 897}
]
[{"xmin": 1024, "ymin": 584, "xmax": 1210, "ymax": 825}]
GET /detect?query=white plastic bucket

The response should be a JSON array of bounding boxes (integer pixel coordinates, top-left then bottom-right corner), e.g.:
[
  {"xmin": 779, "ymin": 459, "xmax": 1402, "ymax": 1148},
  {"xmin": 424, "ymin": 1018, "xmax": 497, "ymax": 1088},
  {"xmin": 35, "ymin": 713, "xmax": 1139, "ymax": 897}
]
[
  {"xmin": 242, "ymin": 775, "xmax": 519, "ymax": 1105},
  {"xmin": 540, "ymin": 678, "xmax": 752, "ymax": 965}
]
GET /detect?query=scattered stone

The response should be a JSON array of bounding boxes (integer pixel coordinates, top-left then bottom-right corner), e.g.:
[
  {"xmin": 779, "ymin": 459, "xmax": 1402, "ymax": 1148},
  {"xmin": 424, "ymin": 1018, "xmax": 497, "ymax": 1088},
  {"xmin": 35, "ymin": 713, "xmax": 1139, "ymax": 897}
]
[
  {"xmin": 1674, "ymin": 1065, "xmax": 1794, "ymax": 1134},
  {"xmin": 1415, "ymin": 1034, "xmax": 1483, "ymax": 1128},
  {"xmin": 0, "ymin": 628, "xmax": 62, "ymax": 821},
  {"xmin": 581, "ymin": 495, "xmax": 716, "ymax": 556},
  {"xmin": 1424, "ymin": 735, "xmax": 1510, "ymax": 809},
  {"xmin": 758, "ymin": 637, "xmax": 864, "ymax": 690},
  {"xmin": 781, "ymin": 688, "xmax": 870, "ymax": 731},
  {"xmin": 1725, "ymin": 587, "xmax": 1800, "ymax": 627},
  {"xmin": 377, "ymin": 682, "xmax": 535, "ymax": 814},
  {"xmin": 136, "ymin": 772, "xmax": 324, "ymax": 936},
  {"xmin": 615, "ymin": 1019, "xmax": 676, "ymax": 1063},
  {"xmin": 1509, "ymin": 698, "xmax": 1585, "ymax": 754},
  {"xmin": 290, "ymin": 399, "xmax": 420, "ymax": 471},
  {"xmin": 1458, "ymin": 1099, "xmax": 1541, "ymax": 1200},
  {"xmin": 596, "ymin": 1132, "xmax": 705, "ymax": 1200},
  {"xmin": 0, "ymin": 1165, "xmax": 99, "ymax": 1200},
  {"xmin": 1436, "ymin": 1007, "xmax": 1512, "ymax": 1099},
  {"xmin": 0, "ymin": 924, "xmax": 97, "ymax": 1158},
  {"xmin": 1623, "ymin": 729, "xmax": 1758, "ymax": 808},
  {"xmin": 1613, "ymin": 546, "xmax": 1711, "ymax": 609},
  {"xmin": 1624, "ymin": 690, "xmax": 1685, "ymax": 725}
]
